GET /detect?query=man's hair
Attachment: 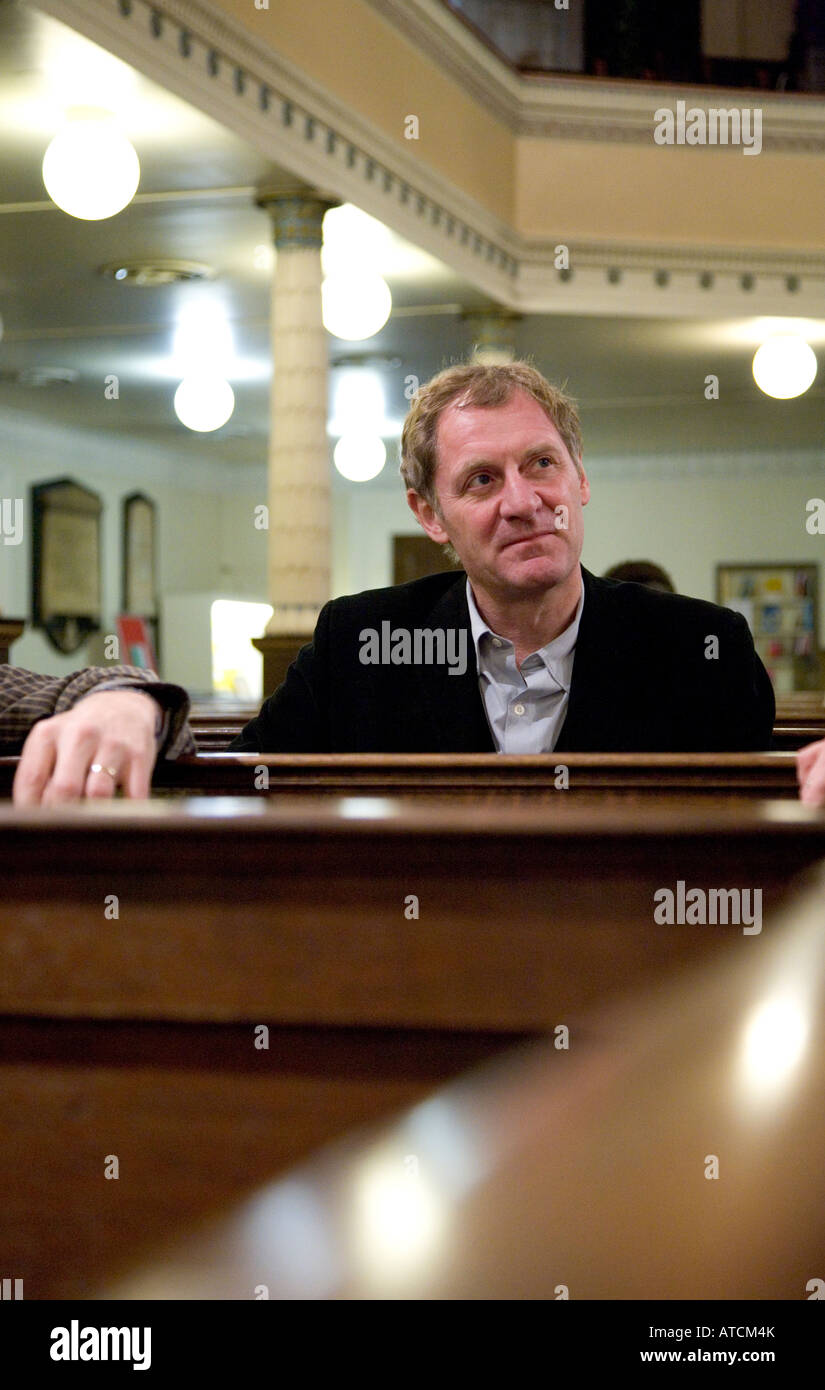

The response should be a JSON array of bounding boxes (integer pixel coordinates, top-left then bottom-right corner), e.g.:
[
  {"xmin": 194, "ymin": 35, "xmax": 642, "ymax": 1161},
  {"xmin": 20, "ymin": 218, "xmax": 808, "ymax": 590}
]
[{"xmin": 400, "ymin": 360, "xmax": 583, "ymax": 513}]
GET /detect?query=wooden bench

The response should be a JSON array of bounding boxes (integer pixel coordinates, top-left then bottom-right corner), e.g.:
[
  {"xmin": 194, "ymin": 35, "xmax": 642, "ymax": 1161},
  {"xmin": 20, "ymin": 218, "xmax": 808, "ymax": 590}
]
[
  {"xmin": 0, "ymin": 750, "xmax": 805, "ymax": 799},
  {"xmin": 186, "ymin": 694, "xmax": 825, "ymax": 751},
  {"xmin": 188, "ymin": 721, "xmax": 825, "ymax": 753},
  {"xmin": 2, "ymin": 794, "xmax": 825, "ymax": 1296},
  {"xmin": 103, "ymin": 860, "xmax": 825, "ymax": 1302}
]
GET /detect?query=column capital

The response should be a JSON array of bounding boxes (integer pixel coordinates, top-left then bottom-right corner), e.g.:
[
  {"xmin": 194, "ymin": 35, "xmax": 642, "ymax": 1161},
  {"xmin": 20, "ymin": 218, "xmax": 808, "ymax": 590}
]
[{"xmin": 255, "ymin": 190, "xmax": 338, "ymax": 249}]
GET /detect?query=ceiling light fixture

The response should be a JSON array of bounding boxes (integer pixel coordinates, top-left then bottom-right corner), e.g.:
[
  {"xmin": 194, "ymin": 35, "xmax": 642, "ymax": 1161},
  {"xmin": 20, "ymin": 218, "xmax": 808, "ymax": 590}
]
[
  {"xmin": 173, "ymin": 376, "xmax": 235, "ymax": 432},
  {"xmin": 100, "ymin": 260, "xmax": 214, "ymax": 286},
  {"xmin": 333, "ymin": 433, "xmax": 387, "ymax": 481},
  {"xmin": 322, "ymin": 273, "xmax": 392, "ymax": 342},
  {"xmin": 752, "ymin": 335, "xmax": 818, "ymax": 399},
  {"xmin": 42, "ymin": 109, "xmax": 139, "ymax": 220}
]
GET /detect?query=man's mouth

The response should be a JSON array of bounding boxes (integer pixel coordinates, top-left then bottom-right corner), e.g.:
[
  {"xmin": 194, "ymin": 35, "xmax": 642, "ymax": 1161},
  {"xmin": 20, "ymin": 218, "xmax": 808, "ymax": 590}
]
[{"xmin": 501, "ymin": 530, "xmax": 557, "ymax": 549}]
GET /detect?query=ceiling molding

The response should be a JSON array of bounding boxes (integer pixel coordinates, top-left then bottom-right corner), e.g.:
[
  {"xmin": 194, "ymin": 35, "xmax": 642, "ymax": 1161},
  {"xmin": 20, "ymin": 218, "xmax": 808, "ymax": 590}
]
[
  {"xmin": 366, "ymin": 0, "xmax": 825, "ymax": 151},
  {"xmin": 36, "ymin": 0, "xmax": 518, "ymax": 301},
  {"xmin": 33, "ymin": 0, "xmax": 825, "ymax": 320},
  {"xmin": 363, "ymin": 0, "xmax": 524, "ymax": 129}
]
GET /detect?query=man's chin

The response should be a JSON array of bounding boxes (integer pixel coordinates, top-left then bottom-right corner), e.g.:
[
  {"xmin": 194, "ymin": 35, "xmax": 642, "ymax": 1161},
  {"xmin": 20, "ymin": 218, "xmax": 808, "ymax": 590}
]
[{"xmin": 493, "ymin": 553, "xmax": 573, "ymax": 593}]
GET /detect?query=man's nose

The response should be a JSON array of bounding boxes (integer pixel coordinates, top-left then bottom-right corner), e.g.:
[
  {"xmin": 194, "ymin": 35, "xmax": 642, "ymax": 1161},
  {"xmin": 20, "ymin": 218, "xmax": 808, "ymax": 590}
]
[{"xmin": 499, "ymin": 468, "xmax": 543, "ymax": 518}]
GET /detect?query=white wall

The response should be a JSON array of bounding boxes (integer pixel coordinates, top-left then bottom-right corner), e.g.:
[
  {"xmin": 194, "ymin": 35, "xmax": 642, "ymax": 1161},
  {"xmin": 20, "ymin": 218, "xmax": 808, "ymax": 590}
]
[
  {"xmin": 332, "ymin": 448, "xmax": 825, "ymax": 645},
  {"xmin": 3, "ymin": 407, "xmax": 822, "ymax": 687},
  {"xmin": 0, "ymin": 407, "xmax": 268, "ymax": 677}
]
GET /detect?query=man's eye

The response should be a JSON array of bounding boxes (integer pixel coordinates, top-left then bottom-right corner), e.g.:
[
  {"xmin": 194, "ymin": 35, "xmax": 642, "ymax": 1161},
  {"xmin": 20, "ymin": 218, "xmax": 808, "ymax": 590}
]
[
  {"xmin": 468, "ymin": 472, "xmax": 493, "ymax": 488},
  {"xmin": 535, "ymin": 456, "xmax": 555, "ymax": 469}
]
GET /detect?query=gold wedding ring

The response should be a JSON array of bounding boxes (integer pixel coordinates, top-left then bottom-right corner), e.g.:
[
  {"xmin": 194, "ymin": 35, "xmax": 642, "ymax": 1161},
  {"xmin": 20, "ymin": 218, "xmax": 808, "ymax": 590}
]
[{"xmin": 89, "ymin": 763, "xmax": 119, "ymax": 781}]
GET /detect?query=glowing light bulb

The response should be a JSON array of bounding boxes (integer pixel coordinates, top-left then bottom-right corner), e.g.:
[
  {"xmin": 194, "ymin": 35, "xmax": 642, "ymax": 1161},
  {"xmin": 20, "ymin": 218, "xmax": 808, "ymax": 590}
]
[
  {"xmin": 42, "ymin": 114, "xmax": 139, "ymax": 220},
  {"xmin": 322, "ymin": 274, "xmax": 392, "ymax": 341},
  {"xmin": 174, "ymin": 376, "xmax": 235, "ymax": 432},
  {"xmin": 333, "ymin": 433, "xmax": 386, "ymax": 481},
  {"xmin": 752, "ymin": 336, "xmax": 817, "ymax": 399}
]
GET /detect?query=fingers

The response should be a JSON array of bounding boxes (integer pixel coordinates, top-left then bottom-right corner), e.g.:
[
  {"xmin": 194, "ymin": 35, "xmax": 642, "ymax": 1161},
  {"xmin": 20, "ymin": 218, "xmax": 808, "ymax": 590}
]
[
  {"xmin": 13, "ymin": 722, "xmax": 58, "ymax": 806},
  {"xmin": 41, "ymin": 726, "xmax": 103, "ymax": 806},
  {"xmin": 125, "ymin": 750, "xmax": 152, "ymax": 801},
  {"xmin": 797, "ymin": 738, "xmax": 825, "ymax": 807},
  {"xmin": 12, "ymin": 691, "xmax": 159, "ymax": 806},
  {"xmin": 84, "ymin": 760, "xmax": 122, "ymax": 802}
]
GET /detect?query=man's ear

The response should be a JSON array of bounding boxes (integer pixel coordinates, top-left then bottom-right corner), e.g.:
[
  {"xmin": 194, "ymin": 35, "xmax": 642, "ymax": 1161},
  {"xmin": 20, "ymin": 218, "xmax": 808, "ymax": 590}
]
[
  {"xmin": 406, "ymin": 489, "xmax": 451, "ymax": 545},
  {"xmin": 578, "ymin": 461, "xmax": 590, "ymax": 506}
]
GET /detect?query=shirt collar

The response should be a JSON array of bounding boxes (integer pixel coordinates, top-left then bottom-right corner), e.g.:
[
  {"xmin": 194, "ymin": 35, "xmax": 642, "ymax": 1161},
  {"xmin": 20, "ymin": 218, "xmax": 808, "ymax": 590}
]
[{"xmin": 466, "ymin": 573, "xmax": 585, "ymax": 686}]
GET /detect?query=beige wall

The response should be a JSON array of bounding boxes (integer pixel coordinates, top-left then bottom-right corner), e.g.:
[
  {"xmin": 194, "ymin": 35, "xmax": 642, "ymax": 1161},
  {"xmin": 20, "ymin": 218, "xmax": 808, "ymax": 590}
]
[
  {"xmin": 216, "ymin": 0, "xmax": 514, "ymax": 222},
  {"xmin": 198, "ymin": 3, "xmax": 823, "ymax": 254},
  {"xmin": 516, "ymin": 137, "xmax": 825, "ymax": 249}
]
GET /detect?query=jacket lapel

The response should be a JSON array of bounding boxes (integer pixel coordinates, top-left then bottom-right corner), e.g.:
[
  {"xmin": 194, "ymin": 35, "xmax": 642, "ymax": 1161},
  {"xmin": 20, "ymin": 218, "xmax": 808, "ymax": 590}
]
[
  {"xmin": 555, "ymin": 566, "xmax": 625, "ymax": 752},
  {"xmin": 412, "ymin": 574, "xmax": 494, "ymax": 752}
]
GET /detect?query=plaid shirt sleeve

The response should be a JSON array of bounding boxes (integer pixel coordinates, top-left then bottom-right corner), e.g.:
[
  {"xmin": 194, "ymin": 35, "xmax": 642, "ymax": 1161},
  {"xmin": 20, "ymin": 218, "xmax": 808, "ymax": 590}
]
[{"xmin": 0, "ymin": 665, "xmax": 195, "ymax": 758}]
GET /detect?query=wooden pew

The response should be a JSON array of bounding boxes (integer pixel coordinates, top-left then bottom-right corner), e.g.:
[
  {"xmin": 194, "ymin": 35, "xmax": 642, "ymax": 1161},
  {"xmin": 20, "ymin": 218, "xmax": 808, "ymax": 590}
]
[
  {"xmin": 775, "ymin": 692, "xmax": 825, "ymax": 723},
  {"xmin": 2, "ymin": 793, "xmax": 825, "ymax": 1297},
  {"xmin": 103, "ymin": 862, "xmax": 825, "ymax": 1302},
  {"xmin": 188, "ymin": 703, "xmax": 255, "ymax": 750},
  {"xmin": 187, "ymin": 693, "xmax": 825, "ymax": 752},
  {"xmin": 0, "ymin": 750, "xmax": 804, "ymax": 799},
  {"xmin": 188, "ymin": 720, "xmax": 825, "ymax": 753},
  {"xmin": 153, "ymin": 750, "xmax": 803, "ymax": 797},
  {"xmin": 773, "ymin": 693, "xmax": 825, "ymax": 750}
]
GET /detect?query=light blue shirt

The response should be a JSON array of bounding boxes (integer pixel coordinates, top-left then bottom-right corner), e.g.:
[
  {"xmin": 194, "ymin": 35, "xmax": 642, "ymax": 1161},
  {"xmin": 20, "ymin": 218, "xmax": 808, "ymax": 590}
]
[{"xmin": 466, "ymin": 576, "xmax": 584, "ymax": 753}]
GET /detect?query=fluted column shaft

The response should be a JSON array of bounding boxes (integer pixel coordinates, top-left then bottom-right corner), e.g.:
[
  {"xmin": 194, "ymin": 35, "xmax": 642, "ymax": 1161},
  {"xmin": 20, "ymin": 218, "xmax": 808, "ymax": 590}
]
[{"xmin": 257, "ymin": 193, "xmax": 335, "ymax": 635}]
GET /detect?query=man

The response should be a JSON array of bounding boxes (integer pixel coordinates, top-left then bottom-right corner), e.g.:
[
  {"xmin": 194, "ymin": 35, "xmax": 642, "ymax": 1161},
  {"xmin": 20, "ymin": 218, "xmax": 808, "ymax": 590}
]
[
  {"xmin": 1, "ymin": 664, "xmax": 192, "ymax": 805},
  {"xmin": 233, "ymin": 361, "xmax": 775, "ymax": 755}
]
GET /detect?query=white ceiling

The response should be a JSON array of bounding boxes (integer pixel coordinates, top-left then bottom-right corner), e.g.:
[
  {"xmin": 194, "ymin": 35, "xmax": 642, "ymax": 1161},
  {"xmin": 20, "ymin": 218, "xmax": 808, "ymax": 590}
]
[{"xmin": 0, "ymin": 0, "xmax": 823, "ymax": 478}]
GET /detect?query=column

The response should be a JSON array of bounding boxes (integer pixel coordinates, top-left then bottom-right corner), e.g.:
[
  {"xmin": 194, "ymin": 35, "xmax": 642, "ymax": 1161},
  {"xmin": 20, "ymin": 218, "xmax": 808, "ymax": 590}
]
[{"xmin": 253, "ymin": 191, "xmax": 336, "ymax": 695}]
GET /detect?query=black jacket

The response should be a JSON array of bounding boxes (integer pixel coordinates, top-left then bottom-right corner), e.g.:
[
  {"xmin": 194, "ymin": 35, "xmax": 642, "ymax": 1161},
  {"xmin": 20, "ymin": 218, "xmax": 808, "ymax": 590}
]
[{"xmin": 232, "ymin": 567, "xmax": 775, "ymax": 753}]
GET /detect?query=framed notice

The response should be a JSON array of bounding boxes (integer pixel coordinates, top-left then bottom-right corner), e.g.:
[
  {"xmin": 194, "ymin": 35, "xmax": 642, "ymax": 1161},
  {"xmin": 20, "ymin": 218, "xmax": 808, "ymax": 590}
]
[
  {"xmin": 122, "ymin": 492, "xmax": 157, "ymax": 617},
  {"xmin": 31, "ymin": 478, "xmax": 102, "ymax": 654},
  {"xmin": 717, "ymin": 561, "xmax": 820, "ymax": 693}
]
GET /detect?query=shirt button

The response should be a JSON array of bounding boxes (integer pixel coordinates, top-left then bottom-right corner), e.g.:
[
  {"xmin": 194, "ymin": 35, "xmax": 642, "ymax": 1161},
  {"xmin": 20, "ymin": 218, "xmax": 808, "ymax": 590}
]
[
  {"xmin": 491, "ymin": 637, "xmax": 503, "ymax": 647},
  {"xmin": 513, "ymin": 703, "xmax": 525, "ymax": 716}
]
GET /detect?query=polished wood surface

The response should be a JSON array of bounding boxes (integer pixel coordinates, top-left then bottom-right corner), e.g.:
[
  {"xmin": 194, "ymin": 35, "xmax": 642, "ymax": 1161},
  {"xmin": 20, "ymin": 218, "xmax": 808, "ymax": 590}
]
[
  {"xmin": 103, "ymin": 863, "xmax": 825, "ymax": 1300},
  {"xmin": 3, "ymin": 793, "xmax": 824, "ymax": 1297},
  {"xmin": 155, "ymin": 750, "xmax": 803, "ymax": 796},
  {"xmin": 0, "ymin": 750, "xmax": 804, "ymax": 798},
  {"xmin": 3, "ymin": 794, "xmax": 825, "ymax": 1028},
  {"xmin": 775, "ymin": 692, "xmax": 825, "ymax": 721},
  {"xmin": 2, "ymin": 1018, "xmax": 518, "ymax": 1300}
]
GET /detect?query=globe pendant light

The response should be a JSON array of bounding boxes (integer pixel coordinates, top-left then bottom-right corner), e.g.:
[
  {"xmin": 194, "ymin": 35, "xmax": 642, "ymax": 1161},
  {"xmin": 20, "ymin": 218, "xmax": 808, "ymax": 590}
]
[
  {"xmin": 752, "ymin": 335, "xmax": 817, "ymax": 399},
  {"xmin": 174, "ymin": 376, "xmax": 235, "ymax": 432},
  {"xmin": 42, "ymin": 111, "xmax": 140, "ymax": 221}
]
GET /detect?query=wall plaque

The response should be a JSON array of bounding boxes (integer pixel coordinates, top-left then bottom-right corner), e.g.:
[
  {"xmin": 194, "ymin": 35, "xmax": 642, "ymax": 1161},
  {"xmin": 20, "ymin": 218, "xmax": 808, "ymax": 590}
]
[{"xmin": 31, "ymin": 478, "xmax": 102, "ymax": 654}]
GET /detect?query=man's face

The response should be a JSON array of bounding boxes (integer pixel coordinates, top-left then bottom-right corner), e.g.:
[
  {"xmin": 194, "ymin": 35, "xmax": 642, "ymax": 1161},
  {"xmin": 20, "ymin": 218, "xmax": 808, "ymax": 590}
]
[{"xmin": 408, "ymin": 389, "xmax": 590, "ymax": 600}]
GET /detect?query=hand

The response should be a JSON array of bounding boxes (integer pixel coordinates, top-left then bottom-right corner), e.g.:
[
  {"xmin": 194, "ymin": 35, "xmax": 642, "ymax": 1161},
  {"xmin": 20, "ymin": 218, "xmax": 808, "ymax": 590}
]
[
  {"xmin": 797, "ymin": 736, "xmax": 825, "ymax": 808},
  {"xmin": 13, "ymin": 689, "xmax": 159, "ymax": 806}
]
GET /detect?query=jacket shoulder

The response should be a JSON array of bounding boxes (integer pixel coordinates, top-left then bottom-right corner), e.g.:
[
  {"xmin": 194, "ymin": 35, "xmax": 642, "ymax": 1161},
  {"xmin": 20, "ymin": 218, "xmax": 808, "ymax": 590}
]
[
  {"xmin": 325, "ymin": 570, "xmax": 466, "ymax": 623},
  {"xmin": 586, "ymin": 571, "xmax": 742, "ymax": 634}
]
